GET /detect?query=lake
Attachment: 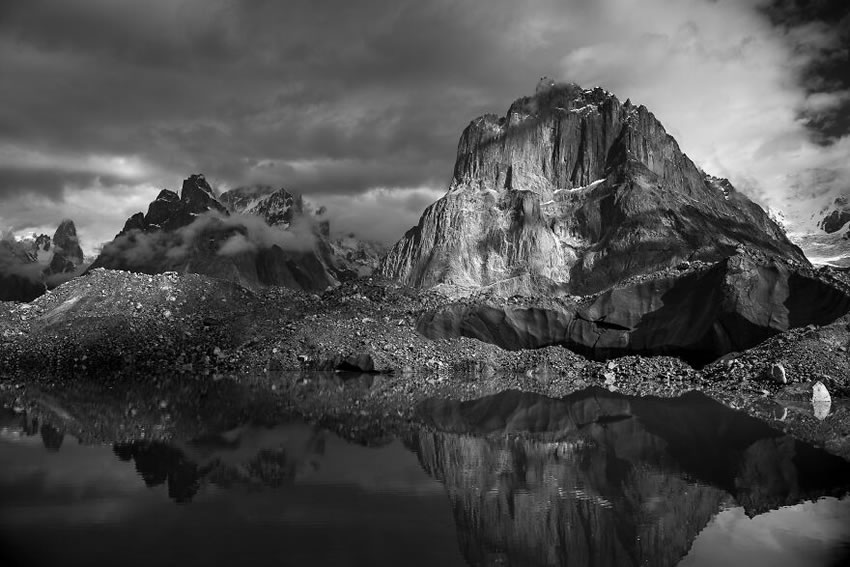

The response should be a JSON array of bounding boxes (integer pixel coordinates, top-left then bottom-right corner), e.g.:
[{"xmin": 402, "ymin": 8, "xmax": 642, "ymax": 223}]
[{"xmin": 1, "ymin": 386, "xmax": 849, "ymax": 566}]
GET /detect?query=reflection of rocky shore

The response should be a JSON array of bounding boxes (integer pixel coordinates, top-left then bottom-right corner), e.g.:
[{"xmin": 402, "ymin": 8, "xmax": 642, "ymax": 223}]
[{"xmin": 409, "ymin": 389, "xmax": 850, "ymax": 567}]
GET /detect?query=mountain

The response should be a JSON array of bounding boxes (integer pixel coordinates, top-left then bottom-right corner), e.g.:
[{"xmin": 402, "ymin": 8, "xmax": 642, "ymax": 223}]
[
  {"xmin": 219, "ymin": 184, "xmax": 385, "ymax": 281},
  {"xmin": 330, "ymin": 234, "xmax": 387, "ymax": 277},
  {"xmin": 219, "ymin": 185, "xmax": 306, "ymax": 228},
  {"xmin": 380, "ymin": 81, "xmax": 805, "ymax": 295},
  {"xmin": 45, "ymin": 219, "xmax": 85, "ymax": 277},
  {"xmin": 90, "ymin": 175, "xmax": 356, "ymax": 291},
  {"xmin": 0, "ymin": 219, "xmax": 86, "ymax": 302}
]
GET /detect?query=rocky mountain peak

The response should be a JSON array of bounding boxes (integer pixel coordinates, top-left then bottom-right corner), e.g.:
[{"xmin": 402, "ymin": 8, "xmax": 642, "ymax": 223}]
[
  {"xmin": 50, "ymin": 219, "xmax": 84, "ymax": 267},
  {"xmin": 381, "ymin": 81, "xmax": 806, "ymax": 294},
  {"xmin": 450, "ymin": 80, "xmax": 688, "ymax": 201},
  {"xmin": 181, "ymin": 174, "xmax": 228, "ymax": 216}
]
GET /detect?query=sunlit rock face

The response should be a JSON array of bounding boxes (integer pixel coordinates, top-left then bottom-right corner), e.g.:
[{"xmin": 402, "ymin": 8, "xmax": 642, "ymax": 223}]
[
  {"xmin": 380, "ymin": 82, "xmax": 804, "ymax": 294},
  {"xmin": 417, "ymin": 252, "xmax": 850, "ymax": 364},
  {"xmin": 408, "ymin": 389, "xmax": 850, "ymax": 567}
]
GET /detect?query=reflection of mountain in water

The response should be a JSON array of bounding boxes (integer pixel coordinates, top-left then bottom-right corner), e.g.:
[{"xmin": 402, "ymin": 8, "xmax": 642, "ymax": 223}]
[
  {"xmin": 113, "ymin": 422, "xmax": 327, "ymax": 503},
  {"xmin": 409, "ymin": 388, "xmax": 850, "ymax": 567}
]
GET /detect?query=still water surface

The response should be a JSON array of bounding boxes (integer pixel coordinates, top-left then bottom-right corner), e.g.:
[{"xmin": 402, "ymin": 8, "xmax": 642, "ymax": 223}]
[{"xmin": 1, "ymin": 387, "xmax": 849, "ymax": 567}]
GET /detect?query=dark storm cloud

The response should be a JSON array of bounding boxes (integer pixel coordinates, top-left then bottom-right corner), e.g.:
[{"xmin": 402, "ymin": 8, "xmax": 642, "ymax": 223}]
[
  {"xmin": 762, "ymin": 0, "xmax": 850, "ymax": 143},
  {"xmin": 1, "ymin": 0, "xmax": 849, "ymax": 249},
  {"xmin": 0, "ymin": 0, "xmax": 554, "ymax": 200}
]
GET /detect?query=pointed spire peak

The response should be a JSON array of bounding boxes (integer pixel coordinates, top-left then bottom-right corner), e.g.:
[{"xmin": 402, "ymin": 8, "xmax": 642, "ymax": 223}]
[{"xmin": 180, "ymin": 174, "xmax": 227, "ymax": 215}]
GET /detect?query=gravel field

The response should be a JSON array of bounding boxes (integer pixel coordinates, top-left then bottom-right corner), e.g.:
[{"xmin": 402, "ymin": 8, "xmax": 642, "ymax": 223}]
[{"xmin": 1, "ymin": 267, "xmax": 849, "ymax": 458}]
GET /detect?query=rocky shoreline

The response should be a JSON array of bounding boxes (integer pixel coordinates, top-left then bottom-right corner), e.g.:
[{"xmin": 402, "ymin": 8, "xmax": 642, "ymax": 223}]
[{"xmin": 1, "ymin": 267, "xmax": 849, "ymax": 460}]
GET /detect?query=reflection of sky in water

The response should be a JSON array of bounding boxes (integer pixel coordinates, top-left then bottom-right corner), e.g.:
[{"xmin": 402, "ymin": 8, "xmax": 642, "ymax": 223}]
[
  {"xmin": 683, "ymin": 497, "xmax": 850, "ymax": 567},
  {"xmin": 0, "ymin": 422, "xmax": 466, "ymax": 567}
]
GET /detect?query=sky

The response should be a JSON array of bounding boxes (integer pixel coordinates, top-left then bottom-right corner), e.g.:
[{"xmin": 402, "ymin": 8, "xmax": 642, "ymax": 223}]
[{"xmin": 0, "ymin": 0, "xmax": 848, "ymax": 254}]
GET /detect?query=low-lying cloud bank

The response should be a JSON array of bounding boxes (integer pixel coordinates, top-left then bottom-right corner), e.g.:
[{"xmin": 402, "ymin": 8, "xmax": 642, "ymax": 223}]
[{"xmin": 95, "ymin": 211, "xmax": 320, "ymax": 269}]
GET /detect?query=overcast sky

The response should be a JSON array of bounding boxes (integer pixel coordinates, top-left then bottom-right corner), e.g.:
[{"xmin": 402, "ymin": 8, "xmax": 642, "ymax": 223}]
[{"xmin": 1, "ymin": 0, "xmax": 848, "ymax": 253}]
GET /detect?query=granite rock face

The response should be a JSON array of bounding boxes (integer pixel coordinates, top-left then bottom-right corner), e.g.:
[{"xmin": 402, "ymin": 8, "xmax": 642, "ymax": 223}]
[
  {"xmin": 380, "ymin": 82, "xmax": 805, "ymax": 294},
  {"xmin": 90, "ymin": 175, "xmax": 336, "ymax": 291}
]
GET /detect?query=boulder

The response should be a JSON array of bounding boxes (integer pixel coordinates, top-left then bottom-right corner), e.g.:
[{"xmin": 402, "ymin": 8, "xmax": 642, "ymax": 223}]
[
  {"xmin": 812, "ymin": 381, "xmax": 831, "ymax": 420},
  {"xmin": 770, "ymin": 363, "xmax": 787, "ymax": 384},
  {"xmin": 417, "ymin": 253, "xmax": 850, "ymax": 364}
]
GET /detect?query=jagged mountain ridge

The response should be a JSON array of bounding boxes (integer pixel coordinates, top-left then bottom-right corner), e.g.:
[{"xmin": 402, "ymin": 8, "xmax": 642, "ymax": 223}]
[
  {"xmin": 219, "ymin": 184, "xmax": 385, "ymax": 280},
  {"xmin": 91, "ymin": 175, "xmax": 383, "ymax": 291},
  {"xmin": 91, "ymin": 174, "xmax": 338, "ymax": 291},
  {"xmin": 380, "ymin": 81, "xmax": 805, "ymax": 295},
  {"xmin": 219, "ymin": 185, "xmax": 306, "ymax": 228}
]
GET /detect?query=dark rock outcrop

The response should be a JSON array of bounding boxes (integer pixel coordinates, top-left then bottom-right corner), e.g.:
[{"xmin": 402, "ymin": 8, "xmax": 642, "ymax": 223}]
[
  {"xmin": 45, "ymin": 219, "xmax": 85, "ymax": 276},
  {"xmin": 380, "ymin": 82, "xmax": 805, "ymax": 295},
  {"xmin": 181, "ymin": 174, "xmax": 228, "ymax": 216},
  {"xmin": 90, "ymin": 175, "xmax": 336, "ymax": 291},
  {"xmin": 818, "ymin": 196, "xmax": 850, "ymax": 234},
  {"xmin": 409, "ymin": 389, "xmax": 850, "ymax": 566},
  {"xmin": 417, "ymin": 252, "xmax": 850, "ymax": 365}
]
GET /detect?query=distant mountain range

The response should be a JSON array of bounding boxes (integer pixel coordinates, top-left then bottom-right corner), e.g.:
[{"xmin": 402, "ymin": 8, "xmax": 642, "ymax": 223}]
[{"xmin": 88, "ymin": 174, "xmax": 385, "ymax": 291}]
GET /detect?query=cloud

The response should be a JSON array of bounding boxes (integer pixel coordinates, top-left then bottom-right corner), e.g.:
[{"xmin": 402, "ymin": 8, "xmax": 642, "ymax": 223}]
[
  {"xmin": 95, "ymin": 211, "xmax": 318, "ymax": 269},
  {"xmin": 0, "ymin": 0, "xmax": 847, "ymax": 243},
  {"xmin": 558, "ymin": 0, "xmax": 850, "ymax": 228},
  {"xmin": 0, "ymin": 239, "xmax": 45, "ymax": 283},
  {"xmin": 311, "ymin": 187, "xmax": 445, "ymax": 244}
]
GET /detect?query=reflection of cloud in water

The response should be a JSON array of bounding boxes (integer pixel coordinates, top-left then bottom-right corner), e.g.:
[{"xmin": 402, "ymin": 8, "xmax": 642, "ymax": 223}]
[
  {"xmin": 683, "ymin": 497, "xmax": 850, "ymax": 567},
  {"xmin": 0, "ymin": 435, "xmax": 162, "ymax": 526},
  {"xmin": 0, "ymin": 418, "xmax": 465, "ymax": 567}
]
